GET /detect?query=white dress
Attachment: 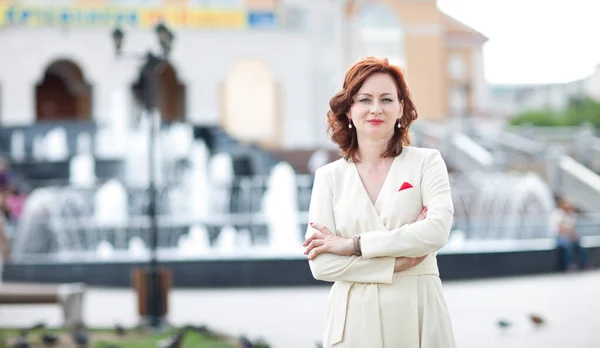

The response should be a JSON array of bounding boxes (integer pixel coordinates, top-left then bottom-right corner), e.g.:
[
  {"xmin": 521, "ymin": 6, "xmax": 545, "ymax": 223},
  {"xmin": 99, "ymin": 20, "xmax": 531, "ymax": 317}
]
[{"xmin": 307, "ymin": 146, "xmax": 456, "ymax": 347}]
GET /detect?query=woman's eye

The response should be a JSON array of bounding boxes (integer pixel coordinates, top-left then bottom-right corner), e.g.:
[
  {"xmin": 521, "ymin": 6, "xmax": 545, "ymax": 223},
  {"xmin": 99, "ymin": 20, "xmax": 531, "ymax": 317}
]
[
  {"xmin": 359, "ymin": 98, "xmax": 371, "ymax": 103},
  {"xmin": 382, "ymin": 98, "xmax": 394, "ymax": 103}
]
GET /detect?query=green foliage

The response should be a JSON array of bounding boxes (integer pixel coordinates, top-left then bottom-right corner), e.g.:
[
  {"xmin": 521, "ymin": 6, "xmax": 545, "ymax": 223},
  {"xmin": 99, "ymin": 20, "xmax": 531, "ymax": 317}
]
[
  {"xmin": 0, "ymin": 328, "xmax": 239, "ymax": 348},
  {"xmin": 509, "ymin": 109, "xmax": 561, "ymax": 126},
  {"xmin": 509, "ymin": 98, "xmax": 600, "ymax": 128}
]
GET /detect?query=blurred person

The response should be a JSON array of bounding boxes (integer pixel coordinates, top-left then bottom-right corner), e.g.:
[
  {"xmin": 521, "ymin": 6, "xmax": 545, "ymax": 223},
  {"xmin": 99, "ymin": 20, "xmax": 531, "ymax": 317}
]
[
  {"xmin": 0, "ymin": 193, "xmax": 10, "ymax": 284},
  {"xmin": 0, "ymin": 155, "xmax": 12, "ymax": 192},
  {"xmin": 3, "ymin": 186, "xmax": 27, "ymax": 221},
  {"xmin": 303, "ymin": 57, "xmax": 455, "ymax": 347},
  {"xmin": 550, "ymin": 196, "xmax": 589, "ymax": 271}
]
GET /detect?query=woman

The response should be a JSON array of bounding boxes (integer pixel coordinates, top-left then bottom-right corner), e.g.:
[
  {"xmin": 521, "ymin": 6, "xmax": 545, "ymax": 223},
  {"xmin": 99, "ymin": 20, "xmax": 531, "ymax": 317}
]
[
  {"xmin": 303, "ymin": 57, "xmax": 455, "ymax": 347},
  {"xmin": 550, "ymin": 196, "xmax": 588, "ymax": 271}
]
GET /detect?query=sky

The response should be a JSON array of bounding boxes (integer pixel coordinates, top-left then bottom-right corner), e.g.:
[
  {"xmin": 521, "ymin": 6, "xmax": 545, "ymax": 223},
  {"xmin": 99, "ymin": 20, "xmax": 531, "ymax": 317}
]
[{"xmin": 437, "ymin": 0, "xmax": 600, "ymax": 85}]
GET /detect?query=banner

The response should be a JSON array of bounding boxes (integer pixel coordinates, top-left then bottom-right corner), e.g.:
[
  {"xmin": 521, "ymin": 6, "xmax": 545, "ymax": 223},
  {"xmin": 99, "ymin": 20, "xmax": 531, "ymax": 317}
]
[{"xmin": 0, "ymin": 4, "xmax": 276, "ymax": 28}]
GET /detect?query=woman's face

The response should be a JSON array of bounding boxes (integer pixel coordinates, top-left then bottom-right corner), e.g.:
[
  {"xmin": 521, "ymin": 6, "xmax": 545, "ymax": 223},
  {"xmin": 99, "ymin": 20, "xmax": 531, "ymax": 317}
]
[{"xmin": 348, "ymin": 72, "xmax": 403, "ymax": 141}]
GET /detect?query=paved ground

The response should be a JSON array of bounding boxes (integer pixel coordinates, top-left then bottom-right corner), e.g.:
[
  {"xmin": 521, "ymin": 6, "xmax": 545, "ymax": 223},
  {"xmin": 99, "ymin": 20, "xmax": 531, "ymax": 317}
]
[{"xmin": 1, "ymin": 269, "xmax": 599, "ymax": 348}]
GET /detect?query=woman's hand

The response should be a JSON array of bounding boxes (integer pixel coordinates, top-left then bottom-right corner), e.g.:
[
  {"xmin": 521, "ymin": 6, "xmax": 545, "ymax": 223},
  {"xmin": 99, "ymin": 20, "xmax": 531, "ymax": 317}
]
[
  {"xmin": 303, "ymin": 223, "xmax": 354, "ymax": 260},
  {"xmin": 394, "ymin": 206, "xmax": 428, "ymax": 272},
  {"xmin": 394, "ymin": 255, "xmax": 427, "ymax": 272}
]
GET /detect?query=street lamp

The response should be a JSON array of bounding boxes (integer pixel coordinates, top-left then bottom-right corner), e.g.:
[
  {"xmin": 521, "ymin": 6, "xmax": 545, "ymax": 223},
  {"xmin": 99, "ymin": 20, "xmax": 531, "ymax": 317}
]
[{"xmin": 111, "ymin": 23, "xmax": 174, "ymax": 329}]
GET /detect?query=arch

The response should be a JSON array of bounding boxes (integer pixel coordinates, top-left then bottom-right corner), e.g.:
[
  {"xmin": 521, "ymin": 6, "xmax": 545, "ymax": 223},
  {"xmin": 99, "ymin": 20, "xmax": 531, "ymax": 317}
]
[
  {"xmin": 221, "ymin": 58, "xmax": 279, "ymax": 147},
  {"xmin": 352, "ymin": 2, "xmax": 406, "ymax": 69},
  {"xmin": 35, "ymin": 59, "xmax": 92, "ymax": 122},
  {"xmin": 157, "ymin": 63, "xmax": 186, "ymax": 122}
]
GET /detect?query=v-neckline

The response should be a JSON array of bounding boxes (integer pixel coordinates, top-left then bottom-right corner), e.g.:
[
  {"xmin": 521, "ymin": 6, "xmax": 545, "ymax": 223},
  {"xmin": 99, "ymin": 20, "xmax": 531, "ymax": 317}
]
[{"xmin": 351, "ymin": 154, "xmax": 399, "ymax": 214}]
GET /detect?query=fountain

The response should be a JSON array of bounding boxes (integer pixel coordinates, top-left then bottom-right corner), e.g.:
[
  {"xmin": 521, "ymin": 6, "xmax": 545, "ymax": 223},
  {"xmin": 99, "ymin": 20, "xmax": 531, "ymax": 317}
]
[
  {"xmin": 94, "ymin": 179, "xmax": 128, "ymax": 228},
  {"xmin": 7, "ymin": 120, "xmax": 590, "ymax": 287},
  {"xmin": 178, "ymin": 225, "xmax": 211, "ymax": 257},
  {"xmin": 96, "ymin": 90, "xmax": 129, "ymax": 159},
  {"xmin": 128, "ymin": 236, "xmax": 149, "ymax": 260},
  {"xmin": 214, "ymin": 225, "xmax": 237, "ymax": 255},
  {"xmin": 32, "ymin": 134, "xmax": 45, "ymax": 161},
  {"xmin": 96, "ymin": 240, "xmax": 115, "ymax": 260},
  {"xmin": 69, "ymin": 154, "xmax": 96, "ymax": 188},
  {"xmin": 43, "ymin": 127, "xmax": 69, "ymax": 161},
  {"xmin": 188, "ymin": 141, "xmax": 211, "ymax": 219},
  {"xmin": 262, "ymin": 162, "xmax": 303, "ymax": 254},
  {"xmin": 10, "ymin": 130, "xmax": 25, "ymax": 162},
  {"xmin": 208, "ymin": 152, "xmax": 234, "ymax": 215}
]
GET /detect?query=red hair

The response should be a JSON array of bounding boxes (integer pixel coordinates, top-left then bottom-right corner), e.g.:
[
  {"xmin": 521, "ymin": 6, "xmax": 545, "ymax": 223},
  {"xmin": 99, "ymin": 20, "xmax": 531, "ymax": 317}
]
[{"xmin": 327, "ymin": 57, "xmax": 418, "ymax": 162}]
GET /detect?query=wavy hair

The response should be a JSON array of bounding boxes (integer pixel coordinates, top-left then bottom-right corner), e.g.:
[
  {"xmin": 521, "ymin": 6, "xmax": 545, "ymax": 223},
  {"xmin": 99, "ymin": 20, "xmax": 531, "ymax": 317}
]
[{"xmin": 327, "ymin": 57, "xmax": 418, "ymax": 162}]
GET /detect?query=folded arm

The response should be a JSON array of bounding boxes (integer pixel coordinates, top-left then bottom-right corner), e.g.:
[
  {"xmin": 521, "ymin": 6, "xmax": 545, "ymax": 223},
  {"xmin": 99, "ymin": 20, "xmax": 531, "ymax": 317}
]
[
  {"xmin": 360, "ymin": 150, "xmax": 454, "ymax": 259},
  {"xmin": 306, "ymin": 167, "xmax": 395, "ymax": 284}
]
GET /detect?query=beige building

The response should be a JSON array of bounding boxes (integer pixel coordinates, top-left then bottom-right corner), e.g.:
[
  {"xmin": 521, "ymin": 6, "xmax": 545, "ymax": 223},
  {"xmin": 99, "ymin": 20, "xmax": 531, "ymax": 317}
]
[
  {"xmin": 0, "ymin": 0, "xmax": 490, "ymax": 150},
  {"xmin": 345, "ymin": 0, "xmax": 490, "ymax": 121}
]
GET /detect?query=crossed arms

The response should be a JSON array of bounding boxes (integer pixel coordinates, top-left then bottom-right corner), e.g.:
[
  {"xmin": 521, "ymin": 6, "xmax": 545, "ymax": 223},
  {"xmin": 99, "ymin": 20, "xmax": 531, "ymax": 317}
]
[{"xmin": 305, "ymin": 150, "xmax": 454, "ymax": 284}]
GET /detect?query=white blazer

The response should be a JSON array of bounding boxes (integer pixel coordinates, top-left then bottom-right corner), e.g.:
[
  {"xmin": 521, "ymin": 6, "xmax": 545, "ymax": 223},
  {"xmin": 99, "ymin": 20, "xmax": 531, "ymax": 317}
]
[{"xmin": 306, "ymin": 146, "xmax": 454, "ymax": 346}]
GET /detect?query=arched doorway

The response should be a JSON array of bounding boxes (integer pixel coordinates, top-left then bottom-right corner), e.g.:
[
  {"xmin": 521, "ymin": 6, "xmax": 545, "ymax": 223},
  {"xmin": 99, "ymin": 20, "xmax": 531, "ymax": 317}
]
[
  {"xmin": 221, "ymin": 58, "xmax": 279, "ymax": 147},
  {"xmin": 353, "ymin": 2, "xmax": 406, "ymax": 69},
  {"xmin": 35, "ymin": 60, "xmax": 92, "ymax": 122},
  {"xmin": 131, "ymin": 62, "xmax": 186, "ymax": 122},
  {"xmin": 157, "ymin": 63, "xmax": 186, "ymax": 122}
]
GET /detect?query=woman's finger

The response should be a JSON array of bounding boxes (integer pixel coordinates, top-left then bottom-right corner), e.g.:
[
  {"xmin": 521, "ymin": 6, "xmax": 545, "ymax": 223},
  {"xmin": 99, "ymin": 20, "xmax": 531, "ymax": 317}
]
[
  {"xmin": 308, "ymin": 244, "xmax": 330, "ymax": 260},
  {"xmin": 310, "ymin": 222, "xmax": 333, "ymax": 235},
  {"xmin": 304, "ymin": 239, "xmax": 326, "ymax": 255},
  {"xmin": 303, "ymin": 230, "xmax": 325, "ymax": 246}
]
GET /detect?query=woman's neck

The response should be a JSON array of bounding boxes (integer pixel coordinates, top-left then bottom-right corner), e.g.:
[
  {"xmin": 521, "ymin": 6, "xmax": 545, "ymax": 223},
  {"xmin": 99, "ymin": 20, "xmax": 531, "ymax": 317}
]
[{"xmin": 357, "ymin": 137, "xmax": 389, "ymax": 165}]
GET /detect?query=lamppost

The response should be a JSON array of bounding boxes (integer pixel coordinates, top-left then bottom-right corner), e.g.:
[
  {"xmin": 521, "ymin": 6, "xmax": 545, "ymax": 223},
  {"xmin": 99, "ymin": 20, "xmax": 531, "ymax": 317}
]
[{"xmin": 111, "ymin": 23, "xmax": 174, "ymax": 329}]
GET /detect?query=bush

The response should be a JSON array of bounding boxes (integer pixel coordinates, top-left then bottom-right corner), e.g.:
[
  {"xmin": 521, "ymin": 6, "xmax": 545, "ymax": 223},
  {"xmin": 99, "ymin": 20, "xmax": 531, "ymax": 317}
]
[
  {"xmin": 509, "ymin": 109, "xmax": 561, "ymax": 126},
  {"xmin": 510, "ymin": 98, "xmax": 600, "ymax": 128}
]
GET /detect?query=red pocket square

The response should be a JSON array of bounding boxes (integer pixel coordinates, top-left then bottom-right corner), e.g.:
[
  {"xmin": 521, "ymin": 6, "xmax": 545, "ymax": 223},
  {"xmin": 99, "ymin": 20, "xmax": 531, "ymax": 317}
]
[{"xmin": 398, "ymin": 182, "xmax": 413, "ymax": 192}]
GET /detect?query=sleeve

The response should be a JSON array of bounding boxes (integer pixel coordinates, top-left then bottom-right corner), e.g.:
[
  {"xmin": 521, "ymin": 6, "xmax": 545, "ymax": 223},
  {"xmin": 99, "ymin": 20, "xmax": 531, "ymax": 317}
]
[
  {"xmin": 360, "ymin": 150, "xmax": 454, "ymax": 258},
  {"xmin": 307, "ymin": 167, "xmax": 396, "ymax": 283}
]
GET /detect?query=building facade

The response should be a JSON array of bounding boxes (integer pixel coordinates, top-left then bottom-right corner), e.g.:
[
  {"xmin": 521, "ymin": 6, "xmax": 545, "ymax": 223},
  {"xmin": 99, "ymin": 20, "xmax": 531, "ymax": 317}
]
[{"xmin": 0, "ymin": 0, "xmax": 490, "ymax": 149}]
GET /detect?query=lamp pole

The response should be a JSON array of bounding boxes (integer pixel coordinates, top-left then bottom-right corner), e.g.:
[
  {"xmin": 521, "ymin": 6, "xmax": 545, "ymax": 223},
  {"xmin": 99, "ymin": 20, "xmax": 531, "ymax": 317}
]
[{"xmin": 112, "ymin": 23, "xmax": 174, "ymax": 329}]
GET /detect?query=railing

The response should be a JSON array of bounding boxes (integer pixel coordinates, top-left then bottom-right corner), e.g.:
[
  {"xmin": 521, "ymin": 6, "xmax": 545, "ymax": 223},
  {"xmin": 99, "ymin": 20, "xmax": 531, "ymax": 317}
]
[
  {"xmin": 506, "ymin": 123, "xmax": 600, "ymax": 172},
  {"xmin": 547, "ymin": 150, "xmax": 600, "ymax": 212},
  {"xmin": 471, "ymin": 124, "xmax": 600, "ymax": 213},
  {"xmin": 506, "ymin": 124, "xmax": 584, "ymax": 143},
  {"xmin": 572, "ymin": 125, "xmax": 600, "ymax": 173},
  {"xmin": 411, "ymin": 121, "xmax": 499, "ymax": 172},
  {"xmin": 446, "ymin": 133, "xmax": 499, "ymax": 172},
  {"xmin": 474, "ymin": 129, "xmax": 545, "ymax": 171}
]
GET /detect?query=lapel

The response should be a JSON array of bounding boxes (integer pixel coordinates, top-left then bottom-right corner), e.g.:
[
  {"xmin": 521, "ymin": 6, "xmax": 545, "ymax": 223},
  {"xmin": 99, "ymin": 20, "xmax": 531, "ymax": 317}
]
[{"xmin": 348, "ymin": 150, "xmax": 403, "ymax": 224}]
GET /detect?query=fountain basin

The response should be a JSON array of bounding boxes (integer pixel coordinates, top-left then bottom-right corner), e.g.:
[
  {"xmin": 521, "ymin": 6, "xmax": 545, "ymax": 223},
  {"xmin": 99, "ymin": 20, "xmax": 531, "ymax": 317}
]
[{"xmin": 5, "ymin": 237, "xmax": 599, "ymax": 288}]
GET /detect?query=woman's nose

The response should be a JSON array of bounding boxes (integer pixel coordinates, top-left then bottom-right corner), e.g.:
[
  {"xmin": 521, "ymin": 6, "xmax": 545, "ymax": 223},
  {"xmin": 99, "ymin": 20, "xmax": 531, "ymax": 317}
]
[{"xmin": 370, "ymin": 102, "xmax": 383, "ymax": 114}]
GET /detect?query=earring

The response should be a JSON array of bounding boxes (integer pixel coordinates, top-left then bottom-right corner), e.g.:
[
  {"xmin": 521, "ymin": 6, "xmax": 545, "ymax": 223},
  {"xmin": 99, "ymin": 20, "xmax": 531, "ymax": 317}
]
[
  {"xmin": 397, "ymin": 120, "xmax": 401, "ymax": 129},
  {"xmin": 348, "ymin": 122, "xmax": 353, "ymax": 129}
]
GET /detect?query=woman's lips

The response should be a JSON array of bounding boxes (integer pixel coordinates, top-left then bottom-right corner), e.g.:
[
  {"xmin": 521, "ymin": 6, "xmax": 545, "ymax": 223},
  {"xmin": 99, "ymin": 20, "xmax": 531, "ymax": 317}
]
[{"xmin": 367, "ymin": 120, "xmax": 384, "ymax": 125}]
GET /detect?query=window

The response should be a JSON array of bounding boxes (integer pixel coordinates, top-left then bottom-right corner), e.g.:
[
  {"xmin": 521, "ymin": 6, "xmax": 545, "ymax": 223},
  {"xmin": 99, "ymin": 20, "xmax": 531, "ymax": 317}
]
[
  {"xmin": 355, "ymin": 3, "xmax": 406, "ymax": 69},
  {"xmin": 448, "ymin": 53, "xmax": 466, "ymax": 79}
]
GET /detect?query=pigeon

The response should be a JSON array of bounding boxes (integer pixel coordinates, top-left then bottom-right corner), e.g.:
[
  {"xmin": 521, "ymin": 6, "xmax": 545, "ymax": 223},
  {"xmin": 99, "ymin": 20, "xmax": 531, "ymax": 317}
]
[
  {"xmin": 41, "ymin": 332, "xmax": 58, "ymax": 346},
  {"xmin": 239, "ymin": 335, "xmax": 254, "ymax": 348},
  {"xmin": 12, "ymin": 335, "xmax": 29, "ymax": 348},
  {"xmin": 529, "ymin": 314, "xmax": 546, "ymax": 328},
  {"xmin": 72, "ymin": 330, "xmax": 88, "ymax": 347},
  {"xmin": 157, "ymin": 330, "xmax": 185, "ymax": 348},
  {"xmin": 115, "ymin": 324, "xmax": 126, "ymax": 336},
  {"xmin": 497, "ymin": 319, "xmax": 512, "ymax": 335}
]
